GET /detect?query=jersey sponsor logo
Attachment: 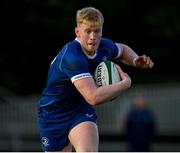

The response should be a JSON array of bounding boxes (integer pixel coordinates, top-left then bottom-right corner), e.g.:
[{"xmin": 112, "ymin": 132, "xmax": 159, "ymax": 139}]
[{"xmin": 95, "ymin": 64, "xmax": 103, "ymax": 86}]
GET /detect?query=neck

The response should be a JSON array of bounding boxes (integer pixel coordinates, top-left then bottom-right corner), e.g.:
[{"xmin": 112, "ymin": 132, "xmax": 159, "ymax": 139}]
[
  {"xmin": 84, "ymin": 49, "xmax": 95, "ymax": 56},
  {"xmin": 75, "ymin": 37, "xmax": 96, "ymax": 56}
]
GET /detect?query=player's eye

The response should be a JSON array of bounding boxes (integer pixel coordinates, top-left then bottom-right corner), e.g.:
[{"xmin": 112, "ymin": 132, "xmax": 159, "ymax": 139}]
[
  {"xmin": 95, "ymin": 29, "xmax": 100, "ymax": 33},
  {"xmin": 85, "ymin": 29, "xmax": 91, "ymax": 34}
]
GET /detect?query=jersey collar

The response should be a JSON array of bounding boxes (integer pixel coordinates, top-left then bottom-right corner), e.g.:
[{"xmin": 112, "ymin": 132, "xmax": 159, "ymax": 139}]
[{"xmin": 75, "ymin": 38, "xmax": 97, "ymax": 59}]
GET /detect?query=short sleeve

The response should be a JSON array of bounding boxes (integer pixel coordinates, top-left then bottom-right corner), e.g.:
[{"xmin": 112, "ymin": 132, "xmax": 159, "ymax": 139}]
[
  {"xmin": 100, "ymin": 38, "xmax": 122, "ymax": 60},
  {"xmin": 59, "ymin": 44, "xmax": 92, "ymax": 83}
]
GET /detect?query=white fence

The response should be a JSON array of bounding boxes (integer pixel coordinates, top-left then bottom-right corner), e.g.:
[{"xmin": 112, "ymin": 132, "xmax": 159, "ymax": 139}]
[
  {"xmin": 96, "ymin": 83, "xmax": 180, "ymax": 135},
  {"xmin": 0, "ymin": 83, "xmax": 180, "ymax": 151},
  {"xmin": 0, "ymin": 95, "xmax": 40, "ymax": 151}
]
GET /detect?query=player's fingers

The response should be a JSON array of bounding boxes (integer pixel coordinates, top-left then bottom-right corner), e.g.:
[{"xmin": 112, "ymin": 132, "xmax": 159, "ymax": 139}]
[
  {"xmin": 146, "ymin": 57, "xmax": 154, "ymax": 68},
  {"xmin": 115, "ymin": 64, "xmax": 131, "ymax": 83},
  {"xmin": 146, "ymin": 56, "xmax": 150, "ymax": 65},
  {"xmin": 122, "ymin": 72, "xmax": 130, "ymax": 78},
  {"xmin": 115, "ymin": 64, "xmax": 124, "ymax": 73},
  {"xmin": 120, "ymin": 71, "xmax": 130, "ymax": 80},
  {"xmin": 115, "ymin": 64, "xmax": 124, "ymax": 78},
  {"xmin": 141, "ymin": 55, "xmax": 152, "ymax": 65},
  {"xmin": 122, "ymin": 73, "xmax": 132, "ymax": 88},
  {"xmin": 149, "ymin": 61, "xmax": 154, "ymax": 68},
  {"xmin": 136, "ymin": 55, "xmax": 146, "ymax": 64},
  {"xmin": 142, "ymin": 55, "xmax": 150, "ymax": 63}
]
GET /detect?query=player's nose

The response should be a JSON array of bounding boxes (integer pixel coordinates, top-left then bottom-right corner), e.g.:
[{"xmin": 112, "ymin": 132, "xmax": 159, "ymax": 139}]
[{"xmin": 89, "ymin": 32, "xmax": 96, "ymax": 40}]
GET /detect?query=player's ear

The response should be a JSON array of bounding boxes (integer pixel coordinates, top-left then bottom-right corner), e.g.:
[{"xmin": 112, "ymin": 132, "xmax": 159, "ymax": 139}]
[{"xmin": 75, "ymin": 27, "xmax": 80, "ymax": 37}]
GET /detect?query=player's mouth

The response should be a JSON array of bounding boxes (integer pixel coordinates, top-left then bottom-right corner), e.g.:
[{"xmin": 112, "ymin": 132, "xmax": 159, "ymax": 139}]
[{"xmin": 88, "ymin": 42, "xmax": 96, "ymax": 48}]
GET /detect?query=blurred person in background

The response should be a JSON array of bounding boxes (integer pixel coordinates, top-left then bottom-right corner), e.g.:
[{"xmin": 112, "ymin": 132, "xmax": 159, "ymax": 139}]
[{"xmin": 125, "ymin": 95, "xmax": 156, "ymax": 152}]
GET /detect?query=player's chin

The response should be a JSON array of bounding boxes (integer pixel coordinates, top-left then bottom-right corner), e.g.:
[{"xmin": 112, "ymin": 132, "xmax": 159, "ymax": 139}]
[{"xmin": 88, "ymin": 48, "xmax": 97, "ymax": 53}]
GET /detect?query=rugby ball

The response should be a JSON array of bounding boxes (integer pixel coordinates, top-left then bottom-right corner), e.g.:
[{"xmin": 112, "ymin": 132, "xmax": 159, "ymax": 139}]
[{"xmin": 94, "ymin": 60, "xmax": 121, "ymax": 87}]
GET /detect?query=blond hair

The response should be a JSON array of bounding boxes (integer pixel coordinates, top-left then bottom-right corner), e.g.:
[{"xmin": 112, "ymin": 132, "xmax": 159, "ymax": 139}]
[{"xmin": 76, "ymin": 7, "xmax": 104, "ymax": 26}]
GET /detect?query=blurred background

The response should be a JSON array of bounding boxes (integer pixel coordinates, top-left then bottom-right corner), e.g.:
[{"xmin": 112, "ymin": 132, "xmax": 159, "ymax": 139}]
[{"xmin": 1, "ymin": 0, "xmax": 180, "ymax": 151}]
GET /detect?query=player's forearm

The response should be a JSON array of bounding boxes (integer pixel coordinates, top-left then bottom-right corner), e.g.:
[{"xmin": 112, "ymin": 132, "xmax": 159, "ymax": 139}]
[
  {"xmin": 92, "ymin": 79, "xmax": 131, "ymax": 105},
  {"xmin": 117, "ymin": 43, "xmax": 138, "ymax": 66}
]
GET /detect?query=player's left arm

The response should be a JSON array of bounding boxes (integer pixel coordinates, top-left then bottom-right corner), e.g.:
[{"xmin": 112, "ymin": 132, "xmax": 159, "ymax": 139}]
[{"xmin": 116, "ymin": 43, "xmax": 154, "ymax": 69}]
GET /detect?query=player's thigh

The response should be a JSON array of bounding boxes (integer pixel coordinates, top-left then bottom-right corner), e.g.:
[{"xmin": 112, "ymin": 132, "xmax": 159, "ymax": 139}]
[
  {"xmin": 61, "ymin": 142, "xmax": 72, "ymax": 152},
  {"xmin": 68, "ymin": 121, "xmax": 99, "ymax": 152}
]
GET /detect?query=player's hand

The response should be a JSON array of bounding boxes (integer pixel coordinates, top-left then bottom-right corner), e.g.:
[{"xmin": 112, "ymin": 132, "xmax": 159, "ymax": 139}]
[
  {"xmin": 116, "ymin": 64, "xmax": 131, "ymax": 89},
  {"xmin": 134, "ymin": 55, "xmax": 154, "ymax": 69}
]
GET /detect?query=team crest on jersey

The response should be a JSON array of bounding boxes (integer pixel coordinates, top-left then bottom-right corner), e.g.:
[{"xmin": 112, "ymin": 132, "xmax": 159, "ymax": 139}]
[
  {"xmin": 102, "ymin": 56, "xmax": 107, "ymax": 60},
  {"xmin": 41, "ymin": 137, "xmax": 49, "ymax": 147}
]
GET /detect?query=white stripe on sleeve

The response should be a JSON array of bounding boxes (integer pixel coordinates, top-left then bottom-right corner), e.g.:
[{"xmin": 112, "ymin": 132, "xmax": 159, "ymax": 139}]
[
  {"xmin": 71, "ymin": 73, "xmax": 92, "ymax": 83},
  {"xmin": 115, "ymin": 43, "xmax": 122, "ymax": 59}
]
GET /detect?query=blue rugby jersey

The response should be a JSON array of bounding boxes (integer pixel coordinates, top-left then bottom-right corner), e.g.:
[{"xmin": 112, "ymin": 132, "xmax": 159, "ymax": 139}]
[{"xmin": 38, "ymin": 38, "xmax": 122, "ymax": 123}]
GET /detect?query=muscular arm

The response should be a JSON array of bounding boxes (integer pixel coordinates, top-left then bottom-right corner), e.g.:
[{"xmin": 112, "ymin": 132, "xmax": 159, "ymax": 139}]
[
  {"xmin": 116, "ymin": 43, "xmax": 138, "ymax": 66},
  {"xmin": 74, "ymin": 65, "xmax": 131, "ymax": 106},
  {"xmin": 116, "ymin": 43, "xmax": 154, "ymax": 69}
]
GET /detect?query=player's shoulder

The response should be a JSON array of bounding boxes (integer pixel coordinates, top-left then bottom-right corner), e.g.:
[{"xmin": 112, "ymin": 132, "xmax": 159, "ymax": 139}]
[
  {"xmin": 100, "ymin": 38, "xmax": 116, "ymax": 47},
  {"xmin": 59, "ymin": 39, "xmax": 87, "ymax": 64},
  {"xmin": 99, "ymin": 38, "xmax": 119, "ymax": 52},
  {"xmin": 60, "ymin": 39, "xmax": 83, "ymax": 58},
  {"xmin": 65, "ymin": 39, "xmax": 81, "ymax": 52},
  {"xmin": 100, "ymin": 37, "xmax": 115, "ymax": 44}
]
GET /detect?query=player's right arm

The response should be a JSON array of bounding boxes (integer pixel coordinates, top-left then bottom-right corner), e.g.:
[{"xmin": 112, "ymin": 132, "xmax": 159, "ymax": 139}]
[{"xmin": 73, "ymin": 65, "xmax": 131, "ymax": 105}]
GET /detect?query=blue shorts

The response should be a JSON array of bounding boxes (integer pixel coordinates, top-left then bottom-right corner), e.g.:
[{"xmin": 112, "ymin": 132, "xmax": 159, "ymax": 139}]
[{"xmin": 39, "ymin": 105, "xmax": 97, "ymax": 151}]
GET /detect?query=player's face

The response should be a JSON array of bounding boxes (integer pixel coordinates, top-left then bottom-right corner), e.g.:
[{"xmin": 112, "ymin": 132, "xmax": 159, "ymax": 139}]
[{"xmin": 75, "ymin": 21, "xmax": 102, "ymax": 55}]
